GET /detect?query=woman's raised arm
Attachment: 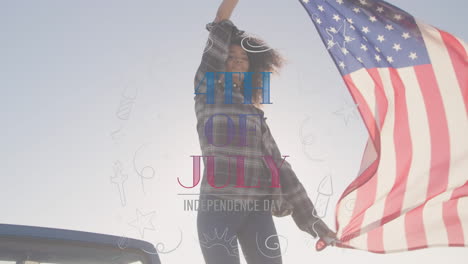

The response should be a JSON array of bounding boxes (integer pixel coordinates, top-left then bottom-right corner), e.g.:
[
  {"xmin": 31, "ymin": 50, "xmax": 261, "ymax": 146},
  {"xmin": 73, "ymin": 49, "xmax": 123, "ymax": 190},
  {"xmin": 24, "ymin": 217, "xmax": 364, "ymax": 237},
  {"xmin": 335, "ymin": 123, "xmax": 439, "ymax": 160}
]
[
  {"xmin": 193, "ymin": 0, "xmax": 243, "ymax": 101},
  {"xmin": 213, "ymin": 0, "xmax": 239, "ymax": 23}
]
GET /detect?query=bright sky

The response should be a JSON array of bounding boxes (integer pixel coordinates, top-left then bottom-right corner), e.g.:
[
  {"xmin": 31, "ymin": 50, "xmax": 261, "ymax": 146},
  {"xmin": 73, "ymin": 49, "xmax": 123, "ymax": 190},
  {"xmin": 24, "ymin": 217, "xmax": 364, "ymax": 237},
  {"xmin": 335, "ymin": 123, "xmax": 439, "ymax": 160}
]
[{"xmin": 1, "ymin": 0, "xmax": 467, "ymax": 263}]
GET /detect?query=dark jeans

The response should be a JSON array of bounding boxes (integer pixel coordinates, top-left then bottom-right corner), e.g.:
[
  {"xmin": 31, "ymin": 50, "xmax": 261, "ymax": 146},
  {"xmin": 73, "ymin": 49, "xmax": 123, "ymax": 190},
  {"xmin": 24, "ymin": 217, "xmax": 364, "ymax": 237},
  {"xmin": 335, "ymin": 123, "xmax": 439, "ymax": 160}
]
[{"xmin": 197, "ymin": 194, "xmax": 283, "ymax": 264}]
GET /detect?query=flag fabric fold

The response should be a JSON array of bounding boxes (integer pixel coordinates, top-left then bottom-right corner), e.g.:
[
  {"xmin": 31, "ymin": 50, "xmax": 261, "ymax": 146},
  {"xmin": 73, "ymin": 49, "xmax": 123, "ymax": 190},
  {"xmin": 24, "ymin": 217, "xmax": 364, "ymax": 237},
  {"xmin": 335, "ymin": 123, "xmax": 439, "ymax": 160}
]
[{"xmin": 299, "ymin": 0, "xmax": 468, "ymax": 253}]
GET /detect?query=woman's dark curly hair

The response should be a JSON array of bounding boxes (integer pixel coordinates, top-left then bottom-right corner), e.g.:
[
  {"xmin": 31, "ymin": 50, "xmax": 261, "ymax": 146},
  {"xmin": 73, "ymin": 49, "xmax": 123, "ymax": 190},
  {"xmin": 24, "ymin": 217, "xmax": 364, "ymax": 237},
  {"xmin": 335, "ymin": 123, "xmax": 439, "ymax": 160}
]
[{"xmin": 230, "ymin": 33, "xmax": 286, "ymax": 110}]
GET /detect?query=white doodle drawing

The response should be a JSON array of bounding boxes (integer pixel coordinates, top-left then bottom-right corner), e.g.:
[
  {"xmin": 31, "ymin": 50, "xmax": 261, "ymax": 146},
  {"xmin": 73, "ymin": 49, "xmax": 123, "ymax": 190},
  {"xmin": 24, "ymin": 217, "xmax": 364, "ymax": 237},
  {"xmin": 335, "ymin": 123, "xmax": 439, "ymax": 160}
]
[
  {"xmin": 255, "ymin": 232, "xmax": 288, "ymax": 258},
  {"xmin": 314, "ymin": 169, "xmax": 334, "ymax": 218},
  {"xmin": 110, "ymin": 126, "xmax": 126, "ymax": 145},
  {"xmin": 110, "ymin": 160, "xmax": 129, "ymax": 207},
  {"xmin": 128, "ymin": 209, "xmax": 157, "ymax": 238},
  {"xmin": 143, "ymin": 228, "xmax": 184, "ymax": 255},
  {"xmin": 199, "ymin": 227, "xmax": 239, "ymax": 257},
  {"xmin": 333, "ymin": 99, "xmax": 361, "ymax": 125},
  {"xmin": 300, "ymin": 115, "xmax": 329, "ymax": 161},
  {"xmin": 133, "ymin": 143, "xmax": 159, "ymax": 195},
  {"xmin": 116, "ymin": 84, "xmax": 138, "ymax": 121},
  {"xmin": 240, "ymin": 35, "xmax": 273, "ymax": 53}
]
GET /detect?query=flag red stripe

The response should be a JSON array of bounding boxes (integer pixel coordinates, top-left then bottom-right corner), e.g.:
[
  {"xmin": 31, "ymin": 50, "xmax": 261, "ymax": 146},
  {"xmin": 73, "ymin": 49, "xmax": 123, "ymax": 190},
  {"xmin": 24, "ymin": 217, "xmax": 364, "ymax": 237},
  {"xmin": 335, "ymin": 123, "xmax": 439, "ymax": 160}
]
[
  {"xmin": 443, "ymin": 200, "xmax": 465, "ymax": 246},
  {"xmin": 341, "ymin": 174, "xmax": 378, "ymax": 241},
  {"xmin": 367, "ymin": 68, "xmax": 389, "ymax": 130},
  {"xmin": 336, "ymin": 157, "xmax": 380, "ymax": 239},
  {"xmin": 343, "ymin": 74, "xmax": 379, "ymax": 143},
  {"xmin": 338, "ymin": 74, "xmax": 382, "ymax": 241},
  {"xmin": 405, "ymin": 205, "xmax": 428, "ymax": 250},
  {"xmin": 380, "ymin": 68, "xmax": 412, "ymax": 225},
  {"xmin": 367, "ymin": 224, "xmax": 385, "ymax": 253},
  {"xmin": 415, "ymin": 65, "xmax": 450, "ymax": 200},
  {"xmin": 443, "ymin": 181, "xmax": 468, "ymax": 246},
  {"xmin": 439, "ymin": 29, "xmax": 468, "ymax": 116}
]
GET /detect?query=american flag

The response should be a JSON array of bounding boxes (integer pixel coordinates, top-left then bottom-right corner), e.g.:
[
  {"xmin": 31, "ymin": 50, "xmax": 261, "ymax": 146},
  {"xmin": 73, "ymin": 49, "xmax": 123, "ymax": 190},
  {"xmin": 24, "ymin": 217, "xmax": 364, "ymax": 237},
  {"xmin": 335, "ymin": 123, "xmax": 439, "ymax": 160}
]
[{"xmin": 299, "ymin": 0, "xmax": 468, "ymax": 253}]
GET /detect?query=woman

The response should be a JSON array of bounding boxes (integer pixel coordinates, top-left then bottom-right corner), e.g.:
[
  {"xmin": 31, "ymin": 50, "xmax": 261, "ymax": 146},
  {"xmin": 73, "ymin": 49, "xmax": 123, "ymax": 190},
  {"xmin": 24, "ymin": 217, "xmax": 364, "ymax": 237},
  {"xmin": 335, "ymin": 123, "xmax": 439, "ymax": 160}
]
[{"xmin": 193, "ymin": 0, "xmax": 337, "ymax": 263}]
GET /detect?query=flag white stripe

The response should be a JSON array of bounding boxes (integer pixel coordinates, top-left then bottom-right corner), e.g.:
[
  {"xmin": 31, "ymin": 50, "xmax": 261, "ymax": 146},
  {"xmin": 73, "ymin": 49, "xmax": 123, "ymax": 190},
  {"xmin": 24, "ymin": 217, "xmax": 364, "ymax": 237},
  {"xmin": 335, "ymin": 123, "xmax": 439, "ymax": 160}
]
[
  {"xmin": 348, "ymin": 231, "xmax": 368, "ymax": 251},
  {"xmin": 423, "ymin": 200, "xmax": 449, "ymax": 246},
  {"xmin": 349, "ymin": 68, "xmax": 378, "ymax": 124},
  {"xmin": 382, "ymin": 211, "xmax": 408, "ymax": 252},
  {"xmin": 337, "ymin": 190, "xmax": 358, "ymax": 238}
]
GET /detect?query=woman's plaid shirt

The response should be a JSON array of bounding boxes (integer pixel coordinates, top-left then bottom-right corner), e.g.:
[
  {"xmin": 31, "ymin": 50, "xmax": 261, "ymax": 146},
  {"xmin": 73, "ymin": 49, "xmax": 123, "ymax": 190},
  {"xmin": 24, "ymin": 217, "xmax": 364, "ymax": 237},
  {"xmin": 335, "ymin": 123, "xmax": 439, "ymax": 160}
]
[{"xmin": 193, "ymin": 19, "xmax": 332, "ymax": 238}]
